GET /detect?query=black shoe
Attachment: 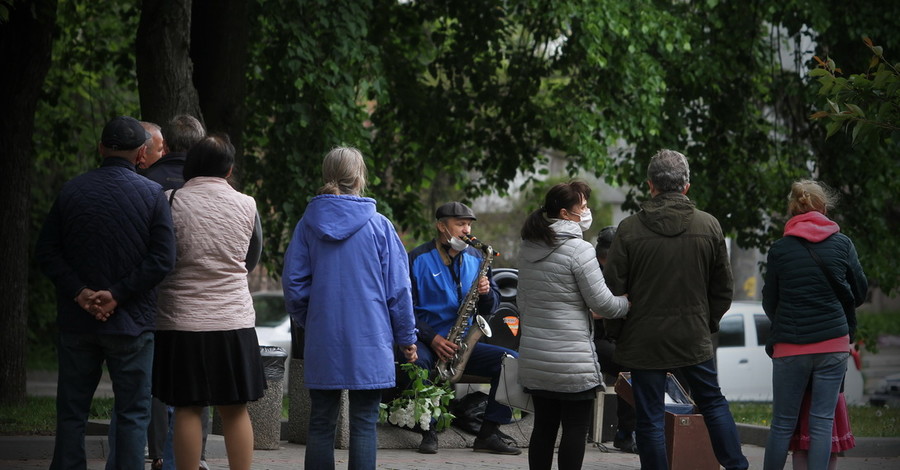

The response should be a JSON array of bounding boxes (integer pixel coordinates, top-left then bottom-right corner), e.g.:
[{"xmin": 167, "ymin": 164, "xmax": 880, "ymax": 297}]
[
  {"xmin": 418, "ymin": 429, "xmax": 438, "ymax": 454},
  {"xmin": 495, "ymin": 428, "xmax": 516, "ymax": 445},
  {"xmin": 473, "ymin": 433, "xmax": 522, "ymax": 455},
  {"xmin": 613, "ymin": 432, "xmax": 638, "ymax": 454}
]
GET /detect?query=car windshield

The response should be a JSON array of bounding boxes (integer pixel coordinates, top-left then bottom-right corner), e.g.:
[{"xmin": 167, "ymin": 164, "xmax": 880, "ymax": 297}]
[{"xmin": 254, "ymin": 294, "xmax": 287, "ymax": 327}]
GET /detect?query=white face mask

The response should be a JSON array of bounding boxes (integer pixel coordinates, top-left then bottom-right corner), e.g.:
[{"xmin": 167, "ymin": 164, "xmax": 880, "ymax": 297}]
[
  {"xmin": 572, "ymin": 208, "xmax": 593, "ymax": 233},
  {"xmin": 447, "ymin": 234, "xmax": 469, "ymax": 252}
]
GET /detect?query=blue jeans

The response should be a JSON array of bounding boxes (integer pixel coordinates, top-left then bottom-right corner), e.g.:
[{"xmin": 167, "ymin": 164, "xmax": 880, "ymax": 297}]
[
  {"xmin": 410, "ymin": 341, "xmax": 517, "ymax": 424},
  {"xmin": 306, "ymin": 388, "xmax": 383, "ymax": 470},
  {"xmin": 51, "ymin": 331, "xmax": 154, "ymax": 470},
  {"xmin": 631, "ymin": 358, "xmax": 749, "ymax": 470},
  {"xmin": 764, "ymin": 352, "xmax": 848, "ymax": 470}
]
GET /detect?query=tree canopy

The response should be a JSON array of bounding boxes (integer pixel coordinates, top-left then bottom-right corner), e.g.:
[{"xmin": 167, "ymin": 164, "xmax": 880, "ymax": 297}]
[
  {"xmin": 243, "ymin": 0, "xmax": 900, "ymax": 295},
  {"xmin": 3, "ymin": 0, "xmax": 898, "ymax": 403}
]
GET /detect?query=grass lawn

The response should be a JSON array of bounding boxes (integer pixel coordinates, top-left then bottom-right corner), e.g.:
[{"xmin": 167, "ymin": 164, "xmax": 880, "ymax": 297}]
[
  {"xmin": 730, "ymin": 401, "xmax": 900, "ymax": 438},
  {"xmin": 0, "ymin": 396, "xmax": 290, "ymax": 436},
  {"xmin": 3, "ymin": 395, "xmax": 898, "ymax": 437}
]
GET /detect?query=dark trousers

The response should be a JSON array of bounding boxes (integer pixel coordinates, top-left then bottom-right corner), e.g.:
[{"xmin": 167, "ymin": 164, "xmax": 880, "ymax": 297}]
[
  {"xmin": 631, "ymin": 358, "xmax": 749, "ymax": 470},
  {"xmin": 528, "ymin": 395, "xmax": 594, "ymax": 470}
]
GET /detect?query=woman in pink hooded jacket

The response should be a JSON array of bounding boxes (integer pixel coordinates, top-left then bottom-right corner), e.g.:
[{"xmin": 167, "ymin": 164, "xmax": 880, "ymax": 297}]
[{"xmin": 762, "ymin": 180, "xmax": 867, "ymax": 470}]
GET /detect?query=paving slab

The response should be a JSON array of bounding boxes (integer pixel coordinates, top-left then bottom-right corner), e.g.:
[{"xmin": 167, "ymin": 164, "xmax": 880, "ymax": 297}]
[{"xmin": 2, "ymin": 435, "xmax": 900, "ymax": 470}]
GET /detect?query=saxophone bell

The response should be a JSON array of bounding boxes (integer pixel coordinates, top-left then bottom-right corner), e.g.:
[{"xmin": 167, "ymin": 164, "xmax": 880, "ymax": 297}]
[{"xmin": 475, "ymin": 314, "xmax": 492, "ymax": 338}]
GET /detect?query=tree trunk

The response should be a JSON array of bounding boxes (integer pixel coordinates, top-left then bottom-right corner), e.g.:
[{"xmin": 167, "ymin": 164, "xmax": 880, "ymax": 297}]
[
  {"xmin": 191, "ymin": 0, "xmax": 251, "ymax": 189},
  {"xmin": 0, "ymin": 0, "xmax": 58, "ymax": 405},
  {"xmin": 137, "ymin": 0, "xmax": 204, "ymax": 127}
]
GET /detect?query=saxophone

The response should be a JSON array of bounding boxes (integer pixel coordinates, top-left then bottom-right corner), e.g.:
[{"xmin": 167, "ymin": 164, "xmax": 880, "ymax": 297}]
[{"xmin": 435, "ymin": 235, "xmax": 495, "ymax": 383}]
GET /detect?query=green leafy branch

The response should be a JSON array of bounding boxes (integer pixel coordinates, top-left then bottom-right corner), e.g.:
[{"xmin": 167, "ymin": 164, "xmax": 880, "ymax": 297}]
[{"xmin": 809, "ymin": 37, "xmax": 900, "ymax": 143}]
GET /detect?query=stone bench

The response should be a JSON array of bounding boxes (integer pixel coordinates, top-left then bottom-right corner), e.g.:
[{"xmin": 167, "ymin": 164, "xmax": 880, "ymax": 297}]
[{"xmin": 285, "ymin": 359, "xmax": 533, "ymax": 449}]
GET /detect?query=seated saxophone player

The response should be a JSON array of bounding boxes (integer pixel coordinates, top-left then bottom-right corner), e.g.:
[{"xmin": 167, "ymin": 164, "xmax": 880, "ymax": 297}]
[{"xmin": 403, "ymin": 201, "xmax": 522, "ymax": 455}]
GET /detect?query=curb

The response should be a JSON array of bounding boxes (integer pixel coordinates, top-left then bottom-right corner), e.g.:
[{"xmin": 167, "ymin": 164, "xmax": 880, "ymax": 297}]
[{"xmin": 735, "ymin": 424, "xmax": 900, "ymax": 458}]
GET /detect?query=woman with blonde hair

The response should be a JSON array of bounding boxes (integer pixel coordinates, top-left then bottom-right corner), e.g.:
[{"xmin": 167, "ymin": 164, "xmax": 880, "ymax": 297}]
[
  {"xmin": 762, "ymin": 180, "xmax": 867, "ymax": 470},
  {"xmin": 282, "ymin": 146, "xmax": 418, "ymax": 469}
]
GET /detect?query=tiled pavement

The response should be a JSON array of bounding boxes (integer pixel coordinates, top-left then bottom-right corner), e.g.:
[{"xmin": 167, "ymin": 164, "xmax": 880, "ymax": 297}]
[{"xmin": 2, "ymin": 434, "xmax": 898, "ymax": 469}]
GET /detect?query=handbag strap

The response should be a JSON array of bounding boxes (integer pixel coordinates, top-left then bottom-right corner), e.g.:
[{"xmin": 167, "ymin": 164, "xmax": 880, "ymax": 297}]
[
  {"xmin": 168, "ymin": 188, "xmax": 178, "ymax": 206},
  {"xmin": 795, "ymin": 237, "xmax": 852, "ymax": 307}
]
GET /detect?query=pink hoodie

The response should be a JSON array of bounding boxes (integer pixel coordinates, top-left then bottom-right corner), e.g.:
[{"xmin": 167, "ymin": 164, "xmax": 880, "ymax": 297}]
[{"xmin": 783, "ymin": 211, "xmax": 840, "ymax": 242}]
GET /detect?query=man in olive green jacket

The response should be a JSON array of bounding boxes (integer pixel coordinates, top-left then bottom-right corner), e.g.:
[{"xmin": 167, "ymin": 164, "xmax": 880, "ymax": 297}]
[{"xmin": 603, "ymin": 149, "xmax": 748, "ymax": 470}]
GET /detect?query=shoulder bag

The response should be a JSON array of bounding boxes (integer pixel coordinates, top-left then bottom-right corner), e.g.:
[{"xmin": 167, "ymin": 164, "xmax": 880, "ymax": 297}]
[{"xmin": 494, "ymin": 353, "xmax": 534, "ymax": 413}]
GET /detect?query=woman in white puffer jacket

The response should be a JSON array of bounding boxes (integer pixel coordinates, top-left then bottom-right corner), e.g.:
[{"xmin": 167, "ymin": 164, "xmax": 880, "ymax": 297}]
[{"xmin": 516, "ymin": 180, "xmax": 629, "ymax": 470}]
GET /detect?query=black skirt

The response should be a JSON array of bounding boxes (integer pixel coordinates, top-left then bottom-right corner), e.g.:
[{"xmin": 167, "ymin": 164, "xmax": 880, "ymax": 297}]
[{"xmin": 153, "ymin": 327, "xmax": 267, "ymax": 407}]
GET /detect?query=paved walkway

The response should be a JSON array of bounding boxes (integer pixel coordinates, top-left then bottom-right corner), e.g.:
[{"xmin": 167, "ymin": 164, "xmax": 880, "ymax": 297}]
[
  {"xmin": 2, "ymin": 433, "xmax": 899, "ymax": 470},
  {"xmin": 11, "ymin": 338, "xmax": 900, "ymax": 469}
]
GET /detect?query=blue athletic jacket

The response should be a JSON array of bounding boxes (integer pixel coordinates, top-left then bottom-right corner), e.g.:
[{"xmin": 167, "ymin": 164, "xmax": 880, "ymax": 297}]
[
  {"xmin": 408, "ymin": 240, "xmax": 499, "ymax": 345},
  {"xmin": 282, "ymin": 194, "xmax": 417, "ymax": 390}
]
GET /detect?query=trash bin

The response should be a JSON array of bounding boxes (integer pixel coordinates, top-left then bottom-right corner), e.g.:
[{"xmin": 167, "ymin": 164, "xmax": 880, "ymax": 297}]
[{"xmin": 249, "ymin": 345, "xmax": 288, "ymax": 450}]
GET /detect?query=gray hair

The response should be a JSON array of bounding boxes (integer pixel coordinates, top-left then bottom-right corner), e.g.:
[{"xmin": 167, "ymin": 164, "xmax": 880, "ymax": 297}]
[
  {"xmin": 162, "ymin": 114, "xmax": 205, "ymax": 153},
  {"xmin": 319, "ymin": 146, "xmax": 367, "ymax": 196},
  {"xmin": 140, "ymin": 121, "xmax": 161, "ymax": 147},
  {"xmin": 647, "ymin": 149, "xmax": 690, "ymax": 193}
]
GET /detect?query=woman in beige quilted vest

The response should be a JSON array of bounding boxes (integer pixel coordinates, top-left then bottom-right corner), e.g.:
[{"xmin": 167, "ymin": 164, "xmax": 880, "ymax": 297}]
[{"xmin": 152, "ymin": 134, "xmax": 265, "ymax": 470}]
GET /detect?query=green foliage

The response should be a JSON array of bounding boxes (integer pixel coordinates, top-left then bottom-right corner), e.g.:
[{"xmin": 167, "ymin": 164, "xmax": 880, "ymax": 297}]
[
  {"xmin": 0, "ymin": 396, "xmax": 113, "ymax": 436},
  {"xmin": 244, "ymin": 0, "xmax": 378, "ymax": 275},
  {"xmin": 379, "ymin": 363, "xmax": 455, "ymax": 432},
  {"xmin": 810, "ymin": 38, "xmax": 900, "ymax": 142},
  {"xmin": 783, "ymin": 3, "xmax": 900, "ymax": 295},
  {"xmin": 29, "ymin": 0, "xmax": 143, "ymax": 346},
  {"xmin": 244, "ymin": 0, "xmax": 700, "ymax": 273},
  {"xmin": 0, "ymin": 396, "xmax": 57, "ymax": 436},
  {"xmin": 25, "ymin": 0, "xmax": 900, "ymax": 364},
  {"xmin": 856, "ymin": 311, "xmax": 900, "ymax": 354},
  {"xmin": 806, "ymin": 38, "xmax": 900, "ymax": 295},
  {"xmin": 730, "ymin": 401, "xmax": 900, "ymax": 438}
]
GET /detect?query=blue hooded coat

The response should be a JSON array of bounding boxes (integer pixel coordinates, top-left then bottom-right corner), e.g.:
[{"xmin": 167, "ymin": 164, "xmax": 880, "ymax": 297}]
[{"xmin": 282, "ymin": 194, "xmax": 417, "ymax": 389}]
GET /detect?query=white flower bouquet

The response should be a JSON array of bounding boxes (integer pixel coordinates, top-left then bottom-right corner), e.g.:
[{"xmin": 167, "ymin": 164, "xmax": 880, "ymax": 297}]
[{"xmin": 379, "ymin": 363, "xmax": 455, "ymax": 431}]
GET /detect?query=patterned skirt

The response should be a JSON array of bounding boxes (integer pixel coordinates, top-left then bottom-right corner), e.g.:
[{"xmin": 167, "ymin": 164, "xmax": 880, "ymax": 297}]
[{"xmin": 789, "ymin": 392, "xmax": 855, "ymax": 453}]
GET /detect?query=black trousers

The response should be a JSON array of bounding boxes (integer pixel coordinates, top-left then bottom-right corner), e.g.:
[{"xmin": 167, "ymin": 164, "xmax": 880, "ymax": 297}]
[{"xmin": 528, "ymin": 395, "xmax": 594, "ymax": 470}]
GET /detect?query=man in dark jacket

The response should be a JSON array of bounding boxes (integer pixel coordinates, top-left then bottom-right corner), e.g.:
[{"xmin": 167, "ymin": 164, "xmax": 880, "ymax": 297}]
[
  {"xmin": 603, "ymin": 149, "xmax": 748, "ymax": 470},
  {"xmin": 36, "ymin": 115, "xmax": 176, "ymax": 470},
  {"xmin": 141, "ymin": 114, "xmax": 205, "ymax": 190}
]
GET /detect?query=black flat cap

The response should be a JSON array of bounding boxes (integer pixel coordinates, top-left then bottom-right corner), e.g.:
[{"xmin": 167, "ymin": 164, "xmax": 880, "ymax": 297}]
[
  {"xmin": 435, "ymin": 201, "xmax": 476, "ymax": 220},
  {"xmin": 101, "ymin": 116, "xmax": 151, "ymax": 150}
]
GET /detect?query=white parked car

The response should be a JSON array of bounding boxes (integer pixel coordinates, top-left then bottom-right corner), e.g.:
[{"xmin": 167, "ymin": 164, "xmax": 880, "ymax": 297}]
[
  {"xmin": 715, "ymin": 300, "xmax": 864, "ymax": 404},
  {"xmin": 253, "ymin": 290, "xmax": 292, "ymax": 389}
]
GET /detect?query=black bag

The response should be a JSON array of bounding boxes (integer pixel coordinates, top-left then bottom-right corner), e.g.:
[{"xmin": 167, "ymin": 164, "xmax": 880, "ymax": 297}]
[{"xmin": 450, "ymin": 391, "xmax": 488, "ymax": 435}]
